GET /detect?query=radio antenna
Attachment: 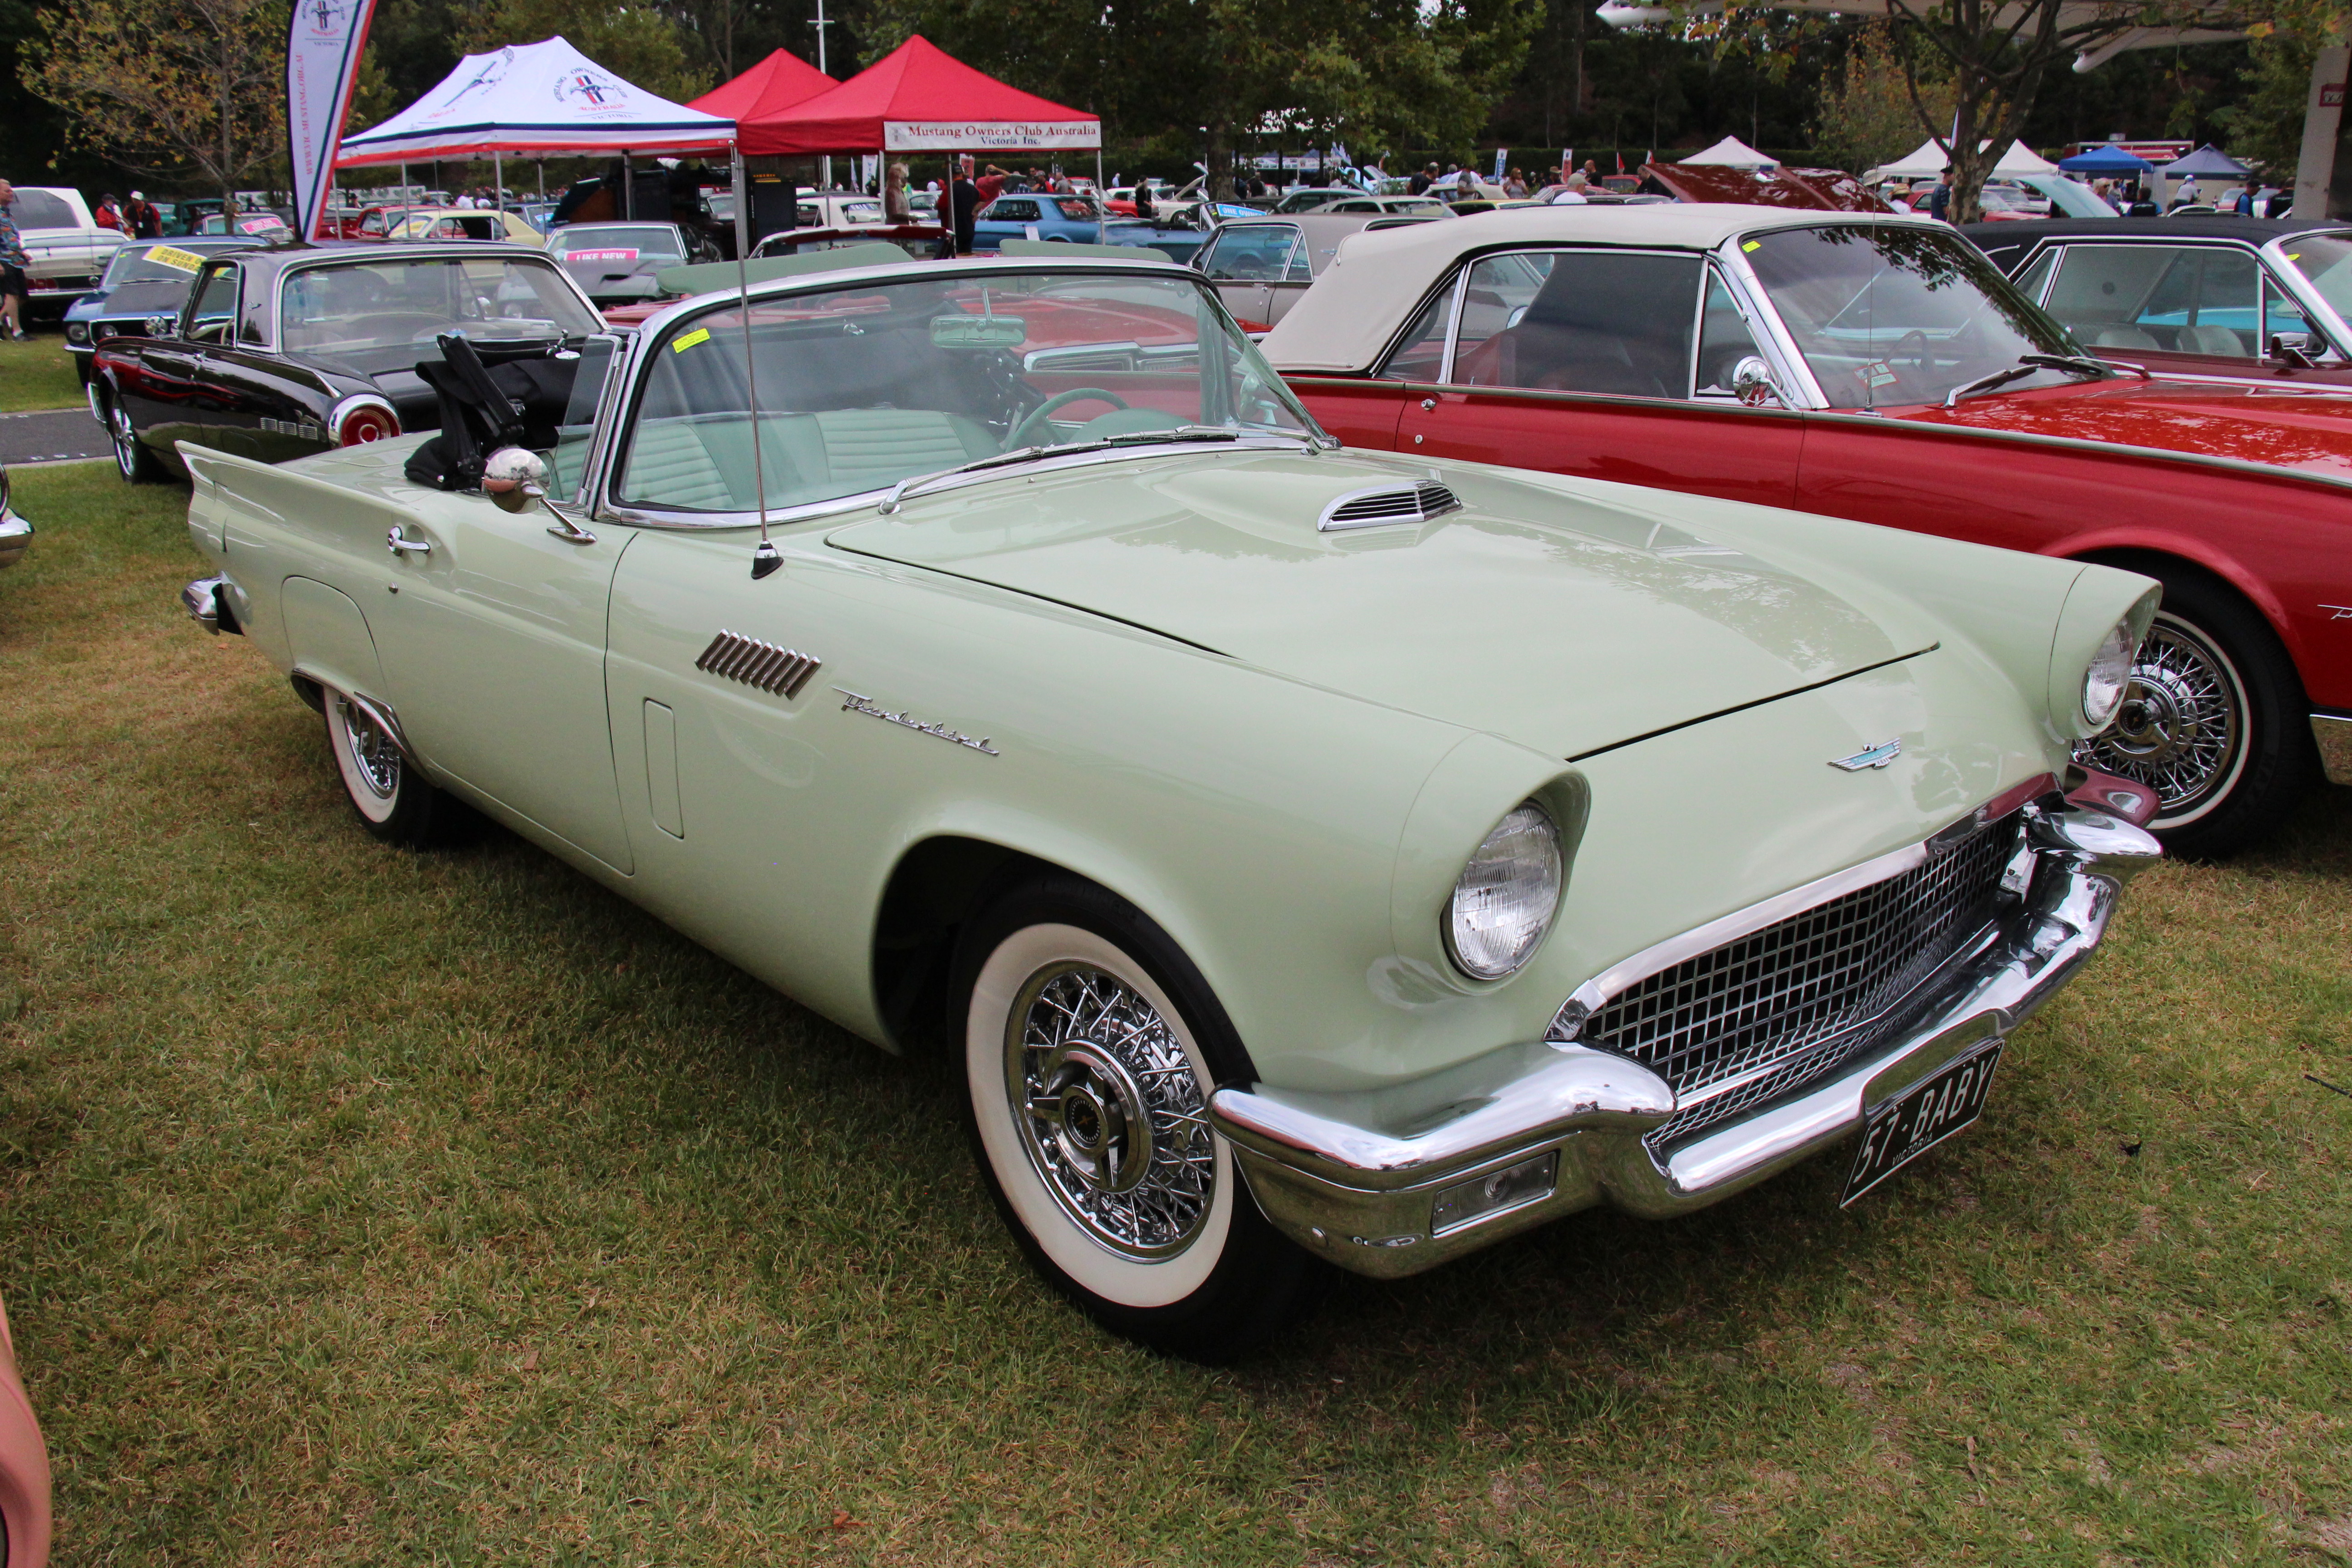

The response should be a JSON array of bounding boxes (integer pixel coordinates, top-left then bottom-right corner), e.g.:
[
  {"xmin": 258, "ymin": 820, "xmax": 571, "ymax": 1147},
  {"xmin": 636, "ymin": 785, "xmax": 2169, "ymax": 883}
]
[{"xmin": 734, "ymin": 143, "xmax": 780, "ymax": 581}]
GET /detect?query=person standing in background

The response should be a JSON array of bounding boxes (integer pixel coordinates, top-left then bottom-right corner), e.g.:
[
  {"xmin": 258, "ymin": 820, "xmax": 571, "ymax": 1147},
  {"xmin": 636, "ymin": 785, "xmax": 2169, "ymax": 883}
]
[
  {"xmin": 950, "ymin": 157, "xmax": 982, "ymax": 255},
  {"xmin": 126, "ymin": 191, "xmax": 162, "ymax": 238},
  {"xmin": 94, "ymin": 194, "xmax": 125, "ymax": 232},
  {"xmin": 882, "ymin": 162, "xmax": 911, "ymax": 222},
  {"xmin": 0, "ymin": 183, "xmax": 29, "ymax": 341},
  {"xmin": 1927, "ymin": 167, "xmax": 1953, "ymax": 221}
]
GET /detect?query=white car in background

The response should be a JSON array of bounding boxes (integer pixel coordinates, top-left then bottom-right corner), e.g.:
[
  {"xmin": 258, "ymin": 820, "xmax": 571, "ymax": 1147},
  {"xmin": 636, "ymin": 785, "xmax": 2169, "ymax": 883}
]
[{"xmin": 9, "ymin": 188, "xmax": 127, "ymax": 315}]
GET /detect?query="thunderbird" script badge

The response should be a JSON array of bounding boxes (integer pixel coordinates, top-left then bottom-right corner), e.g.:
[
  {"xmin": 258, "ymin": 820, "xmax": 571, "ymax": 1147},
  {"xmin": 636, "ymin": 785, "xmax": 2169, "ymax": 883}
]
[{"xmin": 1829, "ymin": 738, "xmax": 1903, "ymax": 771}]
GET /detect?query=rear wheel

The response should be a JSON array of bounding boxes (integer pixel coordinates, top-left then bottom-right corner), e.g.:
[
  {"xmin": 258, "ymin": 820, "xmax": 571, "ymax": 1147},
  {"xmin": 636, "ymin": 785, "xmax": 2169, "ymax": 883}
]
[
  {"xmin": 323, "ymin": 690, "xmax": 446, "ymax": 844},
  {"xmin": 956, "ymin": 877, "xmax": 1325, "ymax": 1362},
  {"xmin": 107, "ymin": 396, "xmax": 165, "ymax": 484},
  {"xmin": 2076, "ymin": 571, "xmax": 2313, "ymax": 857}
]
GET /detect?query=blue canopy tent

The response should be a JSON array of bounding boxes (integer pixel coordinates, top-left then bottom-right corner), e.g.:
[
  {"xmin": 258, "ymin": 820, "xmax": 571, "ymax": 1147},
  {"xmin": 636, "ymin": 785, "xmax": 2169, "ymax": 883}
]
[
  {"xmin": 2058, "ymin": 144, "xmax": 2156, "ymax": 174},
  {"xmin": 2161, "ymin": 144, "xmax": 2253, "ymax": 179}
]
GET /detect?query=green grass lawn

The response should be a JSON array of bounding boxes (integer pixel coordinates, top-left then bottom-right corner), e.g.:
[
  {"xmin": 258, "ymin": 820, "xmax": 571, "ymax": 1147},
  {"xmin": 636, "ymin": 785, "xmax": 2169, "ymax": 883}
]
[
  {"xmin": 0, "ymin": 327, "xmax": 82, "ymax": 413},
  {"xmin": 2, "ymin": 461, "xmax": 2349, "ymax": 1564}
]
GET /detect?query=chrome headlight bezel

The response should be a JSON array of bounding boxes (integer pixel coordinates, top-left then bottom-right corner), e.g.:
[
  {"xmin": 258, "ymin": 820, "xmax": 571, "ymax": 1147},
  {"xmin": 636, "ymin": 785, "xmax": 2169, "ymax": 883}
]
[
  {"xmin": 1442, "ymin": 799, "xmax": 1564, "ymax": 981},
  {"xmin": 2081, "ymin": 617, "xmax": 2137, "ymax": 730}
]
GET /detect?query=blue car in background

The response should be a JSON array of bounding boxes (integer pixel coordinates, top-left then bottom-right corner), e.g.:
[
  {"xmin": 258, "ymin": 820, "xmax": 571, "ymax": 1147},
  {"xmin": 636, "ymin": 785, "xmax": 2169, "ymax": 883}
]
[
  {"xmin": 64, "ymin": 237, "xmax": 262, "ymax": 386},
  {"xmin": 970, "ymin": 193, "xmax": 1106, "ymax": 250}
]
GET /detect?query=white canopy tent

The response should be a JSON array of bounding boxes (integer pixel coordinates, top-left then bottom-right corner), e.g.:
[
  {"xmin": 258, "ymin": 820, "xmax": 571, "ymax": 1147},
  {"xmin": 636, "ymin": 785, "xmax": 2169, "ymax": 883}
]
[
  {"xmin": 337, "ymin": 36, "xmax": 740, "ymax": 235},
  {"xmin": 1677, "ymin": 135, "xmax": 1776, "ymax": 169},
  {"xmin": 1865, "ymin": 137, "xmax": 2058, "ymax": 183}
]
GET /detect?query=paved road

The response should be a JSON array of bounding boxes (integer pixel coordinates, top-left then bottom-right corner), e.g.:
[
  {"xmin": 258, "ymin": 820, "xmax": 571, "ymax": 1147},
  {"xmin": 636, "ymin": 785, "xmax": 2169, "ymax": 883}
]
[{"xmin": 1, "ymin": 407, "xmax": 108, "ymax": 466}]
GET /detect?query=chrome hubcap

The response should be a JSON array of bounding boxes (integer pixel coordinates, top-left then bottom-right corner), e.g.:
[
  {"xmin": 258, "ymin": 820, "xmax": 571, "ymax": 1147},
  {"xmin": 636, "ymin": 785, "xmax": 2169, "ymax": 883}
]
[
  {"xmin": 2076, "ymin": 618, "xmax": 2240, "ymax": 817},
  {"xmin": 1005, "ymin": 963, "xmax": 1213, "ymax": 1259},
  {"xmin": 337, "ymin": 697, "xmax": 402, "ymax": 799},
  {"xmin": 111, "ymin": 407, "xmax": 137, "ymax": 473}
]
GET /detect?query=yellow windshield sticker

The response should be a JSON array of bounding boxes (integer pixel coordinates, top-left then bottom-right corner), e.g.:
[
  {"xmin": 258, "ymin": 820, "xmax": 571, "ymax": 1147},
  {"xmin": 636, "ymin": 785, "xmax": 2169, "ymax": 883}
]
[
  {"xmin": 671, "ymin": 327, "xmax": 711, "ymax": 353},
  {"xmin": 2287, "ymin": 252, "xmax": 2301, "ymax": 260},
  {"xmin": 147, "ymin": 245, "xmax": 206, "ymax": 272},
  {"xmin": 1741, "ymin": 240, "xmax": 1761, "ymax": 252}
]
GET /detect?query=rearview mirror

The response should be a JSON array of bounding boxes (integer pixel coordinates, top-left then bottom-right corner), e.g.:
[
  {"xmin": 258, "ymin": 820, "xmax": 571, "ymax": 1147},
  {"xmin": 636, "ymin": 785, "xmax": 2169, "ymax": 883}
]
[{"xmin": 931, "ymin": 314, "xmax": 1028, "ymax": 349}]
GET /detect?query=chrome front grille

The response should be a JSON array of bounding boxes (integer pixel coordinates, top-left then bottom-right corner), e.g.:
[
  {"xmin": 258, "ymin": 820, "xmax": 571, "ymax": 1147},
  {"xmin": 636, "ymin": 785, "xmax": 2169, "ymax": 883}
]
[{"xmin": 1561, "ymin": 815, "xmax": 2025, "ymax": 1150}]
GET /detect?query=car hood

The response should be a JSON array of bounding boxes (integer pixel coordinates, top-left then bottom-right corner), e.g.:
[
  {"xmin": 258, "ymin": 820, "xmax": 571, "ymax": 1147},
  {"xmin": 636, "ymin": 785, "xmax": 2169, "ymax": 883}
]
[
  {"xmin": 1898, "ymin": 377, "xmax": 2352, "ymax": 480},
  {"xmin": 826, "ymin": 449, "xmax": 1941, "ymax": 759}
]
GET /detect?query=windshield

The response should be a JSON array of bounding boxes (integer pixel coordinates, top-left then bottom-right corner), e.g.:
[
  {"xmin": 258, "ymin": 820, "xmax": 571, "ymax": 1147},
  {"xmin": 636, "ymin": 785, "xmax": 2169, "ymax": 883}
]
[
  {"xmin": 2280, "ymin": 233, "xmax": 2352, "ymax": 323},
  {"xmin": 102, "ymin": 242, "xmax": 226, "ymax": 287},
  {"xmin": 279, "ymin": 257, "xmax": 599, "ymax": 370},
  {"xmin": 613, "ymin": 270, "xmax": 1320, "ymax": 515},
  {"xmin": 1743, "ymin": 224, "xmax": 2082, "ymax": 408},
  {"xmin": 552, "ymin": 225, "xmax": 684, "ymax": 260}
]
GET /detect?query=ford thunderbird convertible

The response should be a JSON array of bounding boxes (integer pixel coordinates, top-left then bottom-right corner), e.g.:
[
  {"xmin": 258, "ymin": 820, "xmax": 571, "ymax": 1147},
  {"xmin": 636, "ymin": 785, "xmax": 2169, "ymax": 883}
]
[
  {"xmin": 176, "ymin": 249, "xmax": 2161, "ymax": 1358},
  {"xmin": 1262, "ymin": 206, "xmax": 2352, "ymax": 857}
]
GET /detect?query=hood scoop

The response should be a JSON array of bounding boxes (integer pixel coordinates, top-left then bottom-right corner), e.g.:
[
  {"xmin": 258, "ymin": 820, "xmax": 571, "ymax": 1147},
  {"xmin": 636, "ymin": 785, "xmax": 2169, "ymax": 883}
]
[{"xmin": 1320, "ymin": 480, "xmax": 1461, "ymax": 532}]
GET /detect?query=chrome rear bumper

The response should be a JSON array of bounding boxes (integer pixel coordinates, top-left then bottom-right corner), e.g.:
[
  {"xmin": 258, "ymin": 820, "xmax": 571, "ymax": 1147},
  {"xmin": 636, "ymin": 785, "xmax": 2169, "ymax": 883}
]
[
  {"xmin": 0, "ymin": 495, "xmax": 30, "ymax": 569},
  {"xmin": 1210, "ymin": 800, "xmax": 2161, "ymax": 1279},
  {"xmin": 2316, "ymin": 714, "xmax": 2352, "ymax": 788}
]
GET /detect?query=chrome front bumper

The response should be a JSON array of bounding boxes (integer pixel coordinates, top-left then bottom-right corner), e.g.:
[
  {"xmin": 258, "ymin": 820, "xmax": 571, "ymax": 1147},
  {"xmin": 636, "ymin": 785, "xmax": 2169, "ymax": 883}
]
[
  {"xmin": 0, "ymin": 479, "xmax": 30, "ymax": 568},
  {"xmin": 2316, "ymin": 713, "xmax": 2352, "ymax": 788},
  {"xmin": 1210, "ymin": 801, "xmax": 2162, "ymax": 1279}
]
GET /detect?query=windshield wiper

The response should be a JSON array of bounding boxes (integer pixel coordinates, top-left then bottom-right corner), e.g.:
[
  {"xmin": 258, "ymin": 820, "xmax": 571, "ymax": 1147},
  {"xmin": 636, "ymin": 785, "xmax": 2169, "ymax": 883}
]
[
  {"xmin": 874, "ymin": 425, "xmax": 1290, "ymax": 515},
  {"xmin": 1942, "ymin": 353, "xmax": 2113, "ymax": 409}
]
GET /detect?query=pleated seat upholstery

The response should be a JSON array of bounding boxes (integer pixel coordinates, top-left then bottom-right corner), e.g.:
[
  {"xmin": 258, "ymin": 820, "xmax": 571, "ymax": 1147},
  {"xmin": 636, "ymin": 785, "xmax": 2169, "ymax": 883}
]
[
  {"xmin": 619, "ymin": 410, "xmax": 1000, "ymax": 511},
  {"xmin": 616, "ymin": 409, "xmax": 992, "ymax": 512}
]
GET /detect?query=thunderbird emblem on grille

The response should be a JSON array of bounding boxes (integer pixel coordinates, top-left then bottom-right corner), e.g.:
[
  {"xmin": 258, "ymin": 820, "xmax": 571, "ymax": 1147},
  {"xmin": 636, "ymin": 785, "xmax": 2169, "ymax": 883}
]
[{"xmin": 1829, "ymin": 739, "xmax": 1903, "ymax": 771}]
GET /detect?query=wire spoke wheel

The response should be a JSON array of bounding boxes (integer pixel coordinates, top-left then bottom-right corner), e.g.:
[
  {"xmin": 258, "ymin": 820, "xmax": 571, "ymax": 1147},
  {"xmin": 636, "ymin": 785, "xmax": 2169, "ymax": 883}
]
[
  {"xmin": 1006, "ymin": 963, "xmax": 1215, "ymax": 1261},
  {"xmin": 2077, "ymin": 611, "xmax": 2246, "ymax": 826}
]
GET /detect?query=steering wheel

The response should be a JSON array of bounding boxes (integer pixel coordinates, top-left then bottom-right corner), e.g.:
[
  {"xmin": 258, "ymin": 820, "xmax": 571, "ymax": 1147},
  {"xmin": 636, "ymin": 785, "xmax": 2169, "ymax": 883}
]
[{"xmin": 1006, "ymin": 387, "xmax": 1129, "ymax": 449}]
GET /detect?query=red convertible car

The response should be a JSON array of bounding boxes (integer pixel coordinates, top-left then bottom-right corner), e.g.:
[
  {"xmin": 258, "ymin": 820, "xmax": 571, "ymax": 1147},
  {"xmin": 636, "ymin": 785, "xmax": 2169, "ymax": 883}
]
[{"xmin": 1262, "ymin": 206, "xmax": 2351, "ymax": 855}]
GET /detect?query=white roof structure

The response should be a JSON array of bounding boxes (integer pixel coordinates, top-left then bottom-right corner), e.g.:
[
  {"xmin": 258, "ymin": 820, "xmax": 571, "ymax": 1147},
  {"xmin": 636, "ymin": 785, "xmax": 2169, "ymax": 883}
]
[
  {"xmin": 1678, "ymin": 136, "xmax": 1776, "ymax": 169},
  {"xmin": 338, "ymin": 36, "xmax": 735, "ymax": 165},
  {"xmin": 1259, "ymin": 204, "xmax": 1938, "ymax": 374},
  {"xmin": 1865, "ymin": 137, "xmax": 2059, "ymax": 183}
]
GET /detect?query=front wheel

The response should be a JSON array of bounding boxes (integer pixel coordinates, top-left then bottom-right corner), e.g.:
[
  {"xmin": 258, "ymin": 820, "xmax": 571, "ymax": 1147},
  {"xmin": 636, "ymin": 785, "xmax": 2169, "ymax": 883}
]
[
  {"xmin": 956, "ymin": 878, "xmax": 1325, "ymax": 1361},
  {"xmin": 107, "ymin": 396, "xmax": 165, "ymax": 484},
  {"xmin": 2076, "ymin": 572, "xmax": 2314, "ymax": 858}
]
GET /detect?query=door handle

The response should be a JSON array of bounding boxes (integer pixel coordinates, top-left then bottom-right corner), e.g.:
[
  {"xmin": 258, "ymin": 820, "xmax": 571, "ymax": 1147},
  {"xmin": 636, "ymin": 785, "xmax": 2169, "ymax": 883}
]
[
  {"xmin": 1420, "ymin": 397, "xmax": 1437, "ymax": 411},
  {"xmin": 386, "ymin": 525, "xmax": 432, "ymax": 556}
]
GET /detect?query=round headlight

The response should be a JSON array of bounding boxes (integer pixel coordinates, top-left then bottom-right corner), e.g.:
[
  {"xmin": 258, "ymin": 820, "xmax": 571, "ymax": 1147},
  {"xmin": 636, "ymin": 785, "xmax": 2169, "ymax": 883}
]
[
  {"xmin": 2081, "ymin": 618, "xmax": 2137, "ymax": 729},
  {"xmin": 1444, "ymin": 801, "xmax": 1562, "ymax": 980},
  {"xmin": 64, "ymin": 322, "xmax": 87, "ymax": 343}
]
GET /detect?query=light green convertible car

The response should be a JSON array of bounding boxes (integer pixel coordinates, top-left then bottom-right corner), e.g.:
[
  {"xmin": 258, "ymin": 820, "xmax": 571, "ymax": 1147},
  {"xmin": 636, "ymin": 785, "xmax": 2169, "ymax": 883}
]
[{"xmin": 178, "ymin": 249, "xmax": 2165, "ymax": 1359}]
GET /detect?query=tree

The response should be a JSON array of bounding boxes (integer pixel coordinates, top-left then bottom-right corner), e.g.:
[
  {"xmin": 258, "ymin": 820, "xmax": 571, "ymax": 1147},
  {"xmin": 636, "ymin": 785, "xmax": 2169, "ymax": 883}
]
[
  {"xmin": 1813, "ymin": 20, "xmax": 1953, "ymax": 173},
  {"xmin": 1868, "ymin": 0, "xmax": 2255, "ymax": 222},
  {"xmin": 451, "ymin": 0, "xmax": 713, "ymax": 103},
  {"xmin": 24, "ymin": 0, "xmax": 289, "ymax": 201}
]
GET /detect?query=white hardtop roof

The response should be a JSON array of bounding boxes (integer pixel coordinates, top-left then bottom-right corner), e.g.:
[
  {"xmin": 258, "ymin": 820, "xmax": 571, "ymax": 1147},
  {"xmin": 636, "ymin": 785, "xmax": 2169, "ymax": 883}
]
[{"xmin": 1260, "ymin": 203, "xmax": 1940, "ymax": 374}]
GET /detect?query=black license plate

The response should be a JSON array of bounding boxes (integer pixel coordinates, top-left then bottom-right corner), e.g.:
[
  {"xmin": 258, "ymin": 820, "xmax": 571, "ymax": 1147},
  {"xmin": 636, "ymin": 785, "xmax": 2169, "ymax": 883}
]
[{"xmin": 1841, "ymin": 1040, "xmax": 2004, "ymax": 1206}]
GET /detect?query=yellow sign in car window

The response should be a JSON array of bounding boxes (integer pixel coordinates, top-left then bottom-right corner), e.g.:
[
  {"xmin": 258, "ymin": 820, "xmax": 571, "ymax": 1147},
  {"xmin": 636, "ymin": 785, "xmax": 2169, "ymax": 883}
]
[{"xmin": 147, "ymin": 245, "xmax": 207, "ymax": 273}]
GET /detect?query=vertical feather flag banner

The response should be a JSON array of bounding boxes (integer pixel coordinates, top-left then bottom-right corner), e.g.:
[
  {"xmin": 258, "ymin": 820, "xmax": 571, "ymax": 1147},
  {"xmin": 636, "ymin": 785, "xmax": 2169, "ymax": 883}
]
[{"xmin": 286, "ymin": 0, "xmax": 381, "ymax": 241}]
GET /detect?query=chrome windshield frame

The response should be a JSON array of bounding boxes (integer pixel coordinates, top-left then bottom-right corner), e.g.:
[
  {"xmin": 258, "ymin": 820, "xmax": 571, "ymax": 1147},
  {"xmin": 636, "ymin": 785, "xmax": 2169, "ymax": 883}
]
[{"xmin": 583, "ymin": 255, "xmax": 1331, "ymax": 533}]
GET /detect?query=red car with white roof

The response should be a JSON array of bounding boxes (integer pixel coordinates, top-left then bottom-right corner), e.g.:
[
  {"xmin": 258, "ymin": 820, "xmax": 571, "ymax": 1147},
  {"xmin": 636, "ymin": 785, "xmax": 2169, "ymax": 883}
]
[{"xmin": 1262, "ymin": 205, "xmax": 2352, "ymax": 854}]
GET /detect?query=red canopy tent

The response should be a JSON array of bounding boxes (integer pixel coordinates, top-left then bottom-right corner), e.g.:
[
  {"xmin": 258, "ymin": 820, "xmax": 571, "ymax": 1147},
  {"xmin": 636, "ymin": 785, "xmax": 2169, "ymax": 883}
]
[
  {"xmin": 736, "ymin": 34, "xmax": 1099, "ymax": 159},
  {"xmin": 687, "ymin": 48, "xmax": 837, "ymax": 125}
]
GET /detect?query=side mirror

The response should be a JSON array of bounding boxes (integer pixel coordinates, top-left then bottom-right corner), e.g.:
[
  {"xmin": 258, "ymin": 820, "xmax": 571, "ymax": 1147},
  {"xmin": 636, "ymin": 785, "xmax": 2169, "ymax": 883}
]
[
  {"xmin": 483, "ymin": 446, "xmax": 549, "ymax": 514},
  {"xmin": 2268, "ymin": 333, "xmax": 2317, "ymax": 369},
  {"xmin": 1732, "ymin": 355, "xmax": 1786, "ymax": 408}
]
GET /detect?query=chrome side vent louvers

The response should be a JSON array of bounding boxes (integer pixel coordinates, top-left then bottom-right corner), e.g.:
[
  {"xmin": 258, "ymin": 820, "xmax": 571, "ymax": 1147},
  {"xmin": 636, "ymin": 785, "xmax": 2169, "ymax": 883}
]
[
  {"xmin": 696, "ymin": 630, "xmax": 823, "ymax": 699},
  {"xmin": 1318, "ymin": 480, "xmax": 1463, "ymax": 532}
]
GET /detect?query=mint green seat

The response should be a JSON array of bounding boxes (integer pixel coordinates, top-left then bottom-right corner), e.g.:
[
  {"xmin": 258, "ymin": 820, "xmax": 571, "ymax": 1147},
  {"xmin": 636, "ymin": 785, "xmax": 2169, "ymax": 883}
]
[{"xmin": 618, "ymin": 409, "xmax": 1000, "ymax": 512}]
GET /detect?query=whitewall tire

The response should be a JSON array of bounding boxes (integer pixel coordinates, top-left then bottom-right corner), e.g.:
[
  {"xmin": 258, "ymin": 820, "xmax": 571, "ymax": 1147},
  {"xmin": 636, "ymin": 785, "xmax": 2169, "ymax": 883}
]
[{"xmin": 956, "ymin": 877, "xmax": 1325, "ymax": 1360}]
